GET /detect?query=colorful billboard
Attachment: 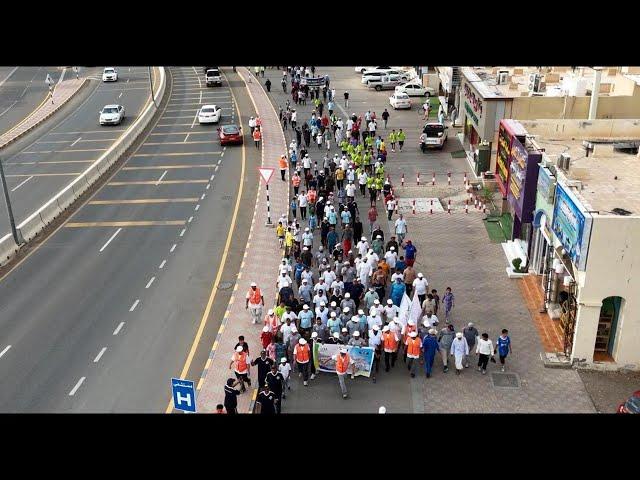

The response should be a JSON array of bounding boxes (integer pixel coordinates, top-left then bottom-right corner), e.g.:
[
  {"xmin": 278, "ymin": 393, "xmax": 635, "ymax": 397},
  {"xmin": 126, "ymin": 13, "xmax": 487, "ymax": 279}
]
[{"xmin": 552, "ymin": 184, "xmax": 593, "ymax": 271}]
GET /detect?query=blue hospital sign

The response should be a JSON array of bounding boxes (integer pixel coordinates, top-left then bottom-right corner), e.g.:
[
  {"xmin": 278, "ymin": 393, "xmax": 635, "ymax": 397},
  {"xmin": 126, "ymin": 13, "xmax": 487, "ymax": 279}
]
[{"xmin": 171, "ymin": 378, "xmax": 196, "ymax": 413}]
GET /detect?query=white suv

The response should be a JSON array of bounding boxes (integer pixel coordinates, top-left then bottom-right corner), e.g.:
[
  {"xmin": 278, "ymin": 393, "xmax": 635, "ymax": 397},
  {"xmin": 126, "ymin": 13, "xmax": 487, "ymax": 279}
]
[
  {"xmin": 102, "ymin": 67, "xmax": 118, "ymax": 82},
  {"xmin": 99, "ymin": 104, "xmax": 125, "ymax": 125}
]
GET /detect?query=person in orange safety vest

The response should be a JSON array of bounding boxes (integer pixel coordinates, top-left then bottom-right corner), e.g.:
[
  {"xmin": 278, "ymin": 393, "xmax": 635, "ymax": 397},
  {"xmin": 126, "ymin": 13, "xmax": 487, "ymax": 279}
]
[
  {"xmin": 229, "ymin": 345, "xmax": 252, "ymax": 392},
  {"xmin": 332, "ymin": 347, "xmax": 355, "ymax": 398},
  {"xmin": 405, "ymin": 331, "xmax": 422, "ymax": 378},
  {"xmin": 279, "ymin": 154, "xmax": 288, "ymax": 181},
  {"xmin": 382, "ymin": 325, "xmax": 399, "ymax": 372},
  {"xmin": 245, "ymin": 281, "xmax": 265, "ymax": 324},
  {"xmin": 293, "ymin": 338, "xmax": 311, "ymax": 386}
]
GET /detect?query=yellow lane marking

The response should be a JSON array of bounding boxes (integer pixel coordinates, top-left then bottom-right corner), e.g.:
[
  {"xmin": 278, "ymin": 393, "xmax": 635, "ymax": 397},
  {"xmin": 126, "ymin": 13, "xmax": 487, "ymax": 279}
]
[
  {"xmin": 88, "ymin": 198, "xmax": 199, "ymax": 205},
  {"xmin": 166, "ymin": 70, "xmax": 246, "ymax": 413},
  {"xmin": 197, "ymin": 378, "xmax": 204, "ymax": 390},
  {"xmin": 49, "ymin": 129, "xmax": 126, "ymax": 134},
  {"xmin": 132, "ymin": 152, "xmax": 221, "ymax": 157},
  {"xmin": 107, "ymin": 180, "xmax": 209, "ymax": 185},
  {"xmin": 205, "ymin": 358, "xmax": 212, "ymax": 369},
  {"xmin": 143, "ymin": 141, "xmax": 214, "ymax": 145},
  {"xmin": 7, "ymin": 173, "xmax": 80, "ymax": 177},
  {"xmin": 65, "ymin": 221, "xmax": 186, "ymax": 228},
  {"xmin": 122, "ymin": 165, "xmax": 216, "ymax": 170}
]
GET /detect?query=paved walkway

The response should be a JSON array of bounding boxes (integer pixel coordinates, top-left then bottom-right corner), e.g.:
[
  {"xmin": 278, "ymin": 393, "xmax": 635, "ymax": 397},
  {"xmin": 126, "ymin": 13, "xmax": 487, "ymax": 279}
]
[
  {"xmin": 519, "ymin": 275, "xmax": 564, "ymax": 353},
  {"xmin": 0, "ymin": 77, "xmax": 87, "ymax": 149},
  {"xmin": 195, "ymin": 67, "xmax": 288, "ymax": 413},
  {"xmin": 256, "ymin": 67, "xmax": 596, "ymax": 413}
]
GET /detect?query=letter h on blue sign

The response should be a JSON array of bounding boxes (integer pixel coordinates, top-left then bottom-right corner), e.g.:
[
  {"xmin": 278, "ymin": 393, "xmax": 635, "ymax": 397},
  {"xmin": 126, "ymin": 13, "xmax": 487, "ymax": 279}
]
[{"xmin": 171, "ymin": 378, "xmax": 196, "ymax": 413}]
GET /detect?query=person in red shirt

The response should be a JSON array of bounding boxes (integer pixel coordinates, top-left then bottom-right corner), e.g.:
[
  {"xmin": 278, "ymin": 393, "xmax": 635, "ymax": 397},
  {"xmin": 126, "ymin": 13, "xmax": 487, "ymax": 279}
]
[
  {"xmin": 261, "ymin": 326, "xmax": 273, "ymax": 349},
  {"xmin": 368, "ymin": 205, "xmax": 378, "ymax": 236}
]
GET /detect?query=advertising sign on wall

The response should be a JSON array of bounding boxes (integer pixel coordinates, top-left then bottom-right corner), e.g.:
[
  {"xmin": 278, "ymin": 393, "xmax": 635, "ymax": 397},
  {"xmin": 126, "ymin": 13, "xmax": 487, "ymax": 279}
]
[
  {"xmin": 507, "ymin": 137, "xmax": 528, "ymax": 217},
  {"xmin": 552, "ymin": 184, "xmax": 593, "ymax": 271},
  {"xmin": 537, "ymin": 166, "xmax": 555, "ymax": 204}
]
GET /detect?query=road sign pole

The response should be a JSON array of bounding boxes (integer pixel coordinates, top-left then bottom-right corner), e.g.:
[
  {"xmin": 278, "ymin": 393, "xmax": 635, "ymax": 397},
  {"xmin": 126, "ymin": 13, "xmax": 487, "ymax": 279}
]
[
  {"xmin": 0, "ymin": 158, "xmax": 24, "ymax": 246},
  {"xmin": 265, "ymin": 183, "xmax": 272, "ymax": 226}
]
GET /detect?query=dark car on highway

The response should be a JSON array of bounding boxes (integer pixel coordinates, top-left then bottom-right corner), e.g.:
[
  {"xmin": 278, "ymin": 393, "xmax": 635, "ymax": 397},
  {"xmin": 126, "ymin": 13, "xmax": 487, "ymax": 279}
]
[
  {"xmin": 218, "ymin": 124, "xmax": 243, "ymax": 146},
  {"xmin": 617, "ymin": 390, "xmax": 640, "ymax": 413}
]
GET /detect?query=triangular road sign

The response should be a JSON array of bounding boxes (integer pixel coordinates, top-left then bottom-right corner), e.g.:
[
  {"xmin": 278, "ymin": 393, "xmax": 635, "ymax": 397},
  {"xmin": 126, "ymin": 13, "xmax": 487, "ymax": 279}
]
[{"xmin": 258, "ymin": 167, "xmax": 275, "ymax": 184}]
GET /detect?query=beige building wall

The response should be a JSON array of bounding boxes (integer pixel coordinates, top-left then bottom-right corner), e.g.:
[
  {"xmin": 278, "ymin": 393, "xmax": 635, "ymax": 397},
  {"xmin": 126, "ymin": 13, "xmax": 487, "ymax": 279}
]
[
  {"xmin": 519, "ymin": 118, "xmax": 640, "ymax": 139},
  {"xmin": 572, "ymin": 216, "xmax": 640, "ymax": 369}
]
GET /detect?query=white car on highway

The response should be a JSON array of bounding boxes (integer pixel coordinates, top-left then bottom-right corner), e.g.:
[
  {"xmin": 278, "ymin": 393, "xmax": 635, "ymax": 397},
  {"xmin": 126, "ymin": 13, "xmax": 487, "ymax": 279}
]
[
  {"xmin": 197, "ymin": 104, "xmax": 222, "ymax": 124},
  {"xmin": 99, "ymin": 104, "xmax": 125, "ymax": 125},
  {"xmin": 395, "ymin": 80, "xmax": 436, "ymax": 97},
  {"xmin": 102, "ymin": 67, "xmax": 118, "ymax": 82},
  {"xmin": 389, "ymin": 92, "xmax": 411, "ymax": 109}
]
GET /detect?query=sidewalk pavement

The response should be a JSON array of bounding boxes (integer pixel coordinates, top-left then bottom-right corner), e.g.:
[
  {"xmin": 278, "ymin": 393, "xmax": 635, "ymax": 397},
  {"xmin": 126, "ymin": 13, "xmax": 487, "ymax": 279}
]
[
  {"xmin": 195, "ymin": 67, "xmax": 289, "ymax": 413},
  {"xmin": 0, "ymin": 77, "xmax": 88, "ymax": 149},
  {"xmin": 256, "ymin": 67, "xmax": 596, "ymax": 412}
]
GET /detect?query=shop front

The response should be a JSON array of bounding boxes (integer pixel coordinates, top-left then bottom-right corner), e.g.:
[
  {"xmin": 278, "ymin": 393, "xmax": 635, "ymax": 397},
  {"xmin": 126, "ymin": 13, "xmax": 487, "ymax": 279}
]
[
  {"xmin": 530, "ymin": 165, "xmax": 556, "ymax": 276},
  {"xmin": 550, "ymin": 183, "xmax": 593, "ymax": 355},
  {"xmin": 506, "ymin": 135, "xmax": 541, "ymax": 243}
]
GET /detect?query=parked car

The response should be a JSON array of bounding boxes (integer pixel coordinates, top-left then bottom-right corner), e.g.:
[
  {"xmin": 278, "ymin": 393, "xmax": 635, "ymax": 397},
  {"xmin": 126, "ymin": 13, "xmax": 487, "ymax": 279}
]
[
  {"xmin": 368, "ymin": 75, "xmax": 403, "ymax": 91},
  {"xmin": 218, "ymin": 124, "xmax": 243, "ymax": 145},
  {"xmin": 99, "ymin": 104, "xmax": 125, "ymax": 125},
  {"xmin": 355, "ymin": 65, "xmax": 391, "ymax": 73},
  {"xmin": 617, "ymin": 390, "xmax": 640, "ymax": 413},
  {"xmin": 420, "ymin": 122, "xmax": 448, "ymax": 150},
  {"xmin": 198, "ymin": 104, "xmax": 222, "ymax": 124},
  {"xmin": 361, "ymin": 69, "xmax": 408, "ymax": 85},
  {"xmin": 102, "ymin": 67, "xmax": 118, "ymax": 82},
  {"xmin": 395, "ymin": 80, "xmax": 436, "ymax": 97},
  {"xmin": 206, "ymin": 68, "xmax": 222, "ymax": 87},
  {"xmin": 389, "ymin": 92, "xmax": 411, "ymax": 109}
]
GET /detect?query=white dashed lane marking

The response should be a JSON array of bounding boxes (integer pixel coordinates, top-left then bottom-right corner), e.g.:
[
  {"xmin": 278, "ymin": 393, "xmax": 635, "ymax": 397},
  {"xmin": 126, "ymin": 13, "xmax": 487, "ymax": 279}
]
[
  {"xmin": 145, "ymin": 277, "xmax": 156, "ymax": 289},
  {"xmin": 0, "ymin": 345, "xmax": 11, "ymax": 359},
  {"xmin": 93, "ymin": 347, "xmax": 107, "ymax": 363},
  {"xmin": 68, "ymin": 377, "xmax": 86, "ymax": 396},
  {"xmin": 113, "ymin": 322, "xmax": 125, "ymax": 335},
  {"xmin": 129, "ymin": 299, "xmax": 140, "ymax": 312}
]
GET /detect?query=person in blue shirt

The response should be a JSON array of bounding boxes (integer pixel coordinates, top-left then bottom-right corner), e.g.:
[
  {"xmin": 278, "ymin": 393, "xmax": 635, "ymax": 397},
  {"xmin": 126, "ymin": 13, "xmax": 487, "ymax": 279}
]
[
  {"xmin": 294, "ymin": 258, "xmax": 305, "ymax": 287},
  {"xmin": 421, "ymin": 328, "xmax": 440, "ymax": 378},
  {"xmin": 327, "ymin": 226, "xmax": 338, "ymax": 252},
  {"xmin": 290, "ymin": 197, "xmax": 298, "ymax": 220},
  {"xmin": 495, "ymin": 329, "xmax": 512, "ymax": 372},
  {"xmin": 298, "ymin": 304, "xmax": 314, "ymax": 337},
  {"xmin": 395, "ymin": 256, "xmax": 406, "ymax": 273},
  {"xmin": 390, "ymin": 277, "xmax": 406, "ymax": 307}
]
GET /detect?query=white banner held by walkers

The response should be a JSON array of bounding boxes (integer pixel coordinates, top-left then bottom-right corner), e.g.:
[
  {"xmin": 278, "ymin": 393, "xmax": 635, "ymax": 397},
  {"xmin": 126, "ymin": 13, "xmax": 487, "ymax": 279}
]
[
  {"xmin": 410, "ymin": 291, "xmax": 423, "ymax": 325},
  {"xmin": 398, "ymin": 293, "xmax": 411, "ymax": 327},
  {"xmin": 313, "ymin": 343, "xmax": 374, "ymax": 377}
]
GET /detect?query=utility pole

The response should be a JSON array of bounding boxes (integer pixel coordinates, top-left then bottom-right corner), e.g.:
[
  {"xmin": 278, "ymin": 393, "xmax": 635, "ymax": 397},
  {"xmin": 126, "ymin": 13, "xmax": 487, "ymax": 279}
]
[{"xmin": 0, "ymin": 158, "xmax": 24, "ymax": 245}]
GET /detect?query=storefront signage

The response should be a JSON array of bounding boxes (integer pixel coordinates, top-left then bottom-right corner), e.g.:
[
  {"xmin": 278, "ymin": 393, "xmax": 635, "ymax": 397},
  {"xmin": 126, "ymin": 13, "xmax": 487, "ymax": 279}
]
[
  {"xmin": 463, "ymin": 82, "xmax": 483, "ymax": 127},
  {"xmin": 552, "ymin": 184, "xmax": 592, "ymax": 271},
  {"xmin": 537, "ymin": 166, "xmax": 555, "ymax": 203},
  {"xmin": 507, "ymin": 138, "xmax": 527, "ymax": 217}
]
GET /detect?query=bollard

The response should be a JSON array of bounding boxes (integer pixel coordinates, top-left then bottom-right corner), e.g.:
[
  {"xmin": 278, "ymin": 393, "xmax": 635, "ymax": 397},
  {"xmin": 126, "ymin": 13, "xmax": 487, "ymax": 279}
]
[
  {"xmin": 447, "ymin": 171, "xmax": 451, "ymax": 186},
  {"xmin": 465, "ymin": 200, "xmax": 469, "ymax": 214},
  {"xmin": 463, "ymin": 172, "xmax": 467, "ymax": 186},
  {"xmin": 432, "ymin": 172, "xmax": 436, "ymax": 186},
  {"xmin": 430, "ymin": 199, "xmax": 433, "ymax": 215},
  {"xmin": 401, "ymin": 173, "xmax": 405, "ymax": 187},
  {"xmin": 474, "ymin": 198, "xmax": 479, "ymax": 209},
  {"xmin": 482, "ymin": 202, "xmax": 487, "ymax": 213},
  {"xmin": 412, "ymin": 199, "xmax": 416, "ymax": 215},
  {"xmin": 387, "ymin": 175, "xmax": 391, "ymax": 184},
  {"xmin": 416, "ymin": 172, "xmax": 420, "ymax": 186},
  {"xmin": 447, "ymin": 199, "xmax": 451, "ymax": 214}
]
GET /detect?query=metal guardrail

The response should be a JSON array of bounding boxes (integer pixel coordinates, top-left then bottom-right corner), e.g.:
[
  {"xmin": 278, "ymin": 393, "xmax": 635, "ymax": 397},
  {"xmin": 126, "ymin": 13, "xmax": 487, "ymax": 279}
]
[{"xmin": 0, "ymin": 67, "xmax": 167, "ymax": 266}]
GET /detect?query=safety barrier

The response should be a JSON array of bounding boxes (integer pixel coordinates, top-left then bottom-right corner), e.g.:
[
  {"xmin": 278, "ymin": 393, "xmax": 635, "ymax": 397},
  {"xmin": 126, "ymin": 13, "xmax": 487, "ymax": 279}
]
[
  {"xmin": 0, "ymin": 67, "xmax": 166, "ymax": 266},
  {"xmin": 389, "ymin": 171, "xmax": 475, "ymax": 188}
]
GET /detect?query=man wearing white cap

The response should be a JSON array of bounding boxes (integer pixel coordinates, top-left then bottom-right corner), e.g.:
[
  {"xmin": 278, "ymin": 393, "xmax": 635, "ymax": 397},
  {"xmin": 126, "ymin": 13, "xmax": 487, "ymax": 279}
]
[
  {"xmin": 412, "ymin": 272, "xmax": 429, "ymax": 305},
  {"xmin": 463, "ymin": 322, "xmax": 479, "ymax": 367},
  {"xmin": 339, "ymin": 327, "xmax": 350, "ymax": 345},
  {"xmin": 312, "ymin": 289, "xmax": 328, "ymax": 311},
  {"xmin": 246, "ymin": 282, "xmax": 265, "ymax": 324},
  {"xmin": 298, "ymin": 304, "xmax": 314, "ymax": 338},
  {"xmin": 378, "ymin": 406, "xmax": 387, "ymax": 414},
  {"xmin": 383, "ymin": 299, "xmax": 400, "ymax": 324},
  {"xmin": 358, "ymin": 257, "xmax": 372, "ymax": 288},
  {"xmin": 367, "ymin": 306, "xmax": 383, "ymax": 331},
  {"xmin": 340, "ymin": 292, "xmax": 356, "ymax": 315},
  {"xmin": 450, "ymin": 332, "xmax": 470, "ymax": 375},
  {"xmin": 277, "ymin": 357, "xmax": 292, "ymax": 396},
  {"xmin": 229, "ymin": 345, "xmax": 252, "ymax": 392},
  {"xmin": 332, "ymin": 347, "xmax": 355, "ymax": 398},
  {"xmin": 405, "ymin": 331, "xmax": 422, "ymax": 377},
  {"xmin": 286, "ymin": 326, "xmax": 301, "ymax": 362},
  {"xmin": 277, "ymin": 270, "xmax": 293, "ymax": 292},
  {"xmin": 299, "ymin": 278, "xmax": 313, "ymax": 305},
  {"xmin": 357, "ymin": 236, "xmax": 369, "ymax": 256},
  {"xmin": 348, "ymin": 330, "xmax": 366, "ymax": 347},
  {"xmin": 315, "ymin": 301, "xmax": 329, "ymax": 326},
  {"xmin": 302, "ymin": 227, "xmax": 313, "ymax": 249},
  {"xmin": 421, "ymin": 328, "xmax": 440, "ymax": 378},
  {"xmin": 264, "ymin": 308, "xmax": 278, "ymax": 333},
  {"xmin": 384, "ymin": 246, "xmax": 398, "ymax": 269},
  {"xmin": 293, "ymin": 337, "xmax": 312, "ymax": 386},
  {"xmin": 278, "ymin": 258, "xmax": 292, "ymax": 276},
  {"xmin": 368, "ymin": 324, "xmax": 383, "ymax": 383},
  {"xmin": 364, "ymin": 286, "xmax": 379, "ymax": 312},
  {"xmin": 327, "ymin": 311, "xmax": 341, "ymax": 336},
  {"xmin": 382, "ymin": 325, "xmax": 400, "ymax": 372}
]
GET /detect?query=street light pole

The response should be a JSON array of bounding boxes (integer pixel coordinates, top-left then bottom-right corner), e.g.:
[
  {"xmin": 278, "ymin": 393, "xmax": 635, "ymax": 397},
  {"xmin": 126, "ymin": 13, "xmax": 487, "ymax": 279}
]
[
  {"xmin": 148, "ymin": 66, "xmax": 157, "ymax": 107},
  {"xmin": 0, "ymin": 158, "xmax": 24, "ymax": 245}
]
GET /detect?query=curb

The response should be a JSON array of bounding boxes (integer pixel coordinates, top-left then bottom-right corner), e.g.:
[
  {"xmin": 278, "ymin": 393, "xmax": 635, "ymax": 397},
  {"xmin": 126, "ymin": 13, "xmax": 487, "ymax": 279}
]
[{"xmin": 0, "ymin": 78, "xmax": 89, "ymax": 150}]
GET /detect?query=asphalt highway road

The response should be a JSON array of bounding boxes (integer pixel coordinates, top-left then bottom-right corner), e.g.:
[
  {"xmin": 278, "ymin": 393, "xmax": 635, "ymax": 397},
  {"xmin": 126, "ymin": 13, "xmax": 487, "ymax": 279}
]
[
  {"xmin": 0, "ymin": 67, "xmax": 259, "ymax": 412},
  {"xmin": 0, "ymin": 67, "xmax": 153, "ymax": 239},
  {"xmin": 0, "ymin": 66, "xmax": 62, "ymax": 137}
]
